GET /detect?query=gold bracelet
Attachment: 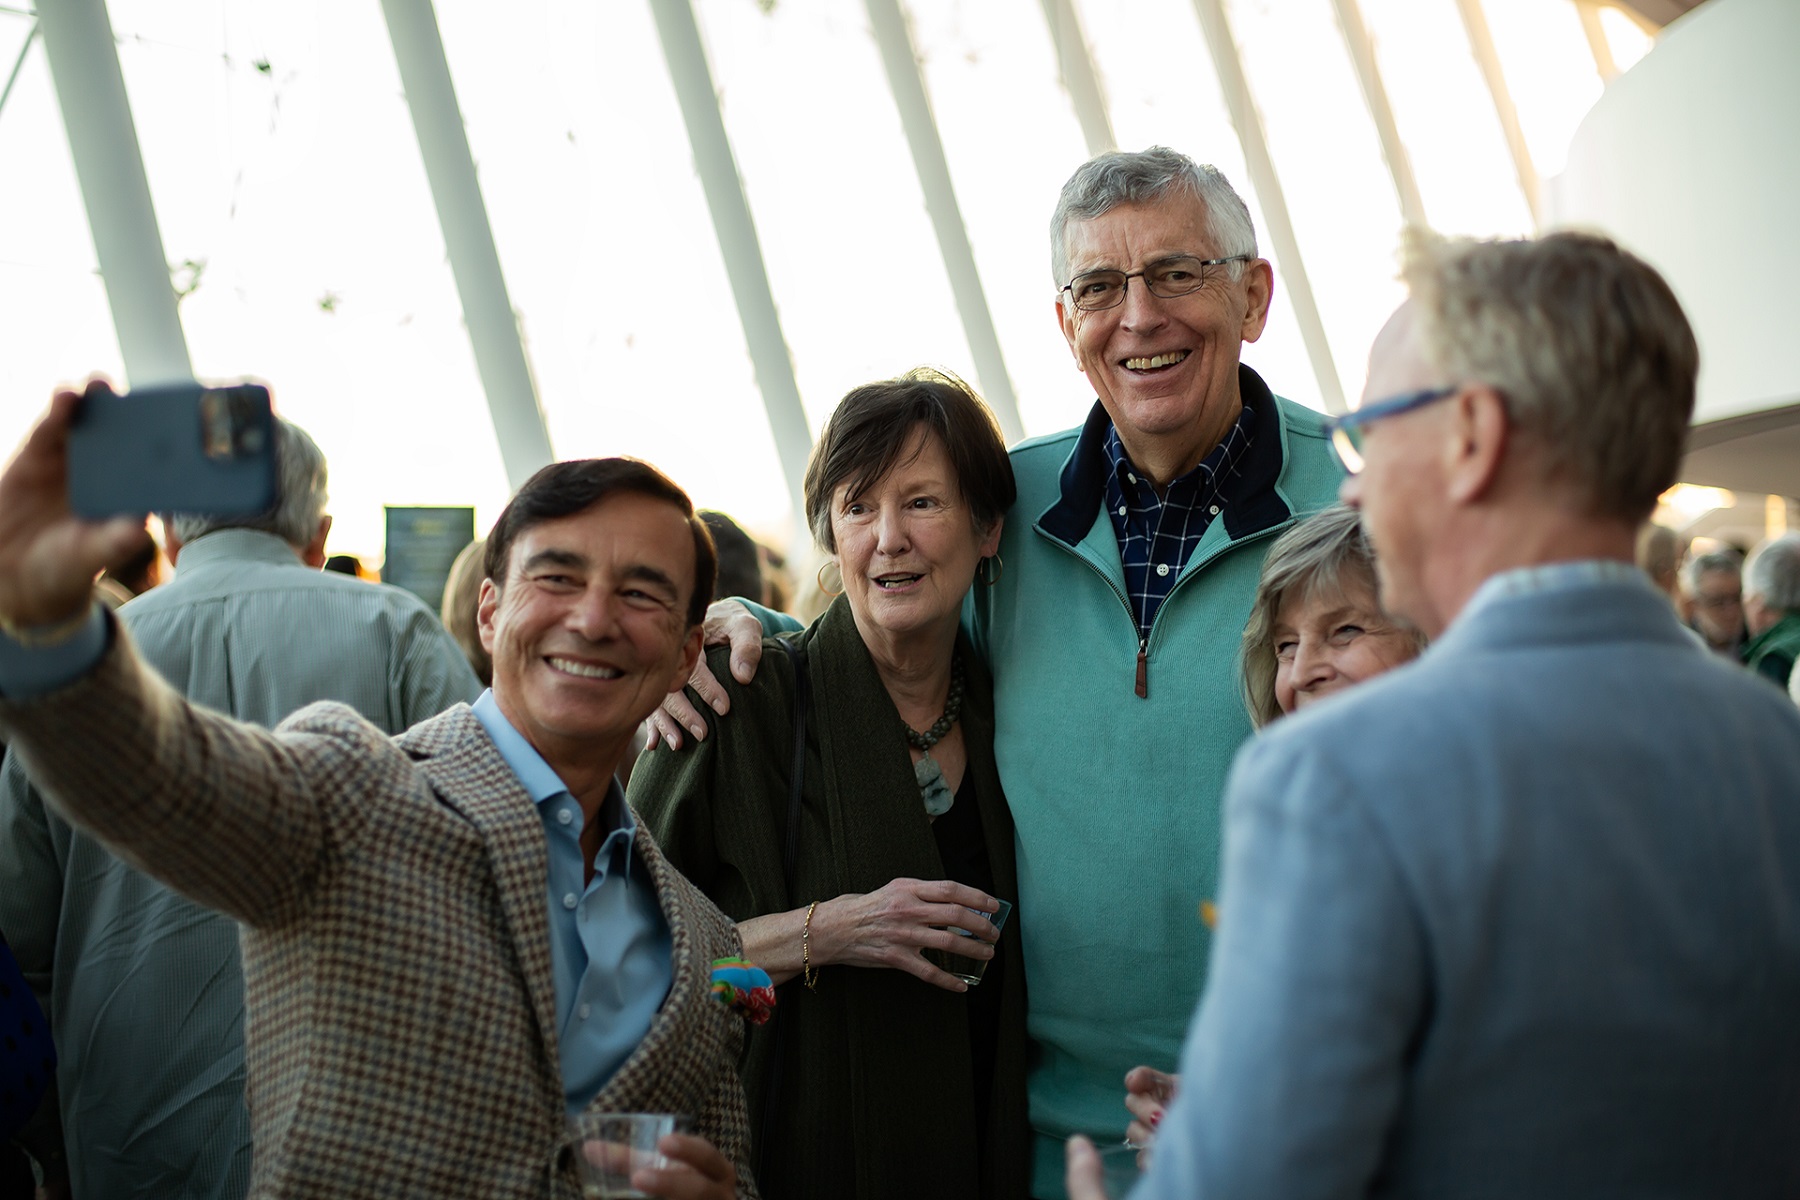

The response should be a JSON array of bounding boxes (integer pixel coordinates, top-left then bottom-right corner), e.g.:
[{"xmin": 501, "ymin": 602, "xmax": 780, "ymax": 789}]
[
  {"xmin": 801, "ymin": 900, "xmax": 820, "ymax": 991},
  {"xmin": 0, "ymin": 605, "xmax": 95, "ymax": 649}
]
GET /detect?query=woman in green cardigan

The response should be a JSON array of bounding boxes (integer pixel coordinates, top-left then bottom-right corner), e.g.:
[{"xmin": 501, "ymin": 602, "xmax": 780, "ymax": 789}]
[{"xmin": 629, "ymin": 369, "xmax": 1029, "ymax": 1200}]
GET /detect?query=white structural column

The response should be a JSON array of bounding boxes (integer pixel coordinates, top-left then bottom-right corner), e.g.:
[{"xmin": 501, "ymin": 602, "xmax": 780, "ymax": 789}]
[
  {"xmin": 381, "ymin": 0, "xmax": 554, "ymax": 491},
  {"xmin": 1039, "ymin": 0, "xmax": 1117, "ymax": 157},
  {"xmin": 647, "ymin": 0, "xmax": 811, "ymax": 521},
  {"xmin": 1330, "ymin": 0, "xmax": 1427, "ymax": 228},
  {"xmin": 1574, "ymin": 0, "xmax": 1621, "ymax": 83},
  {"xmin": 1188, "ymin": 0, "xmax": 1346, "ymax": 413},
  {"xmin": 37, "ymin": 0, "xmax": 192, "ymax": 386},
  {"xmin": 1454, "ymin": 0, "xmax": 1541, "ymax": 227},
  {"xmin": 864, "ymin": 0, "xmax": 1025, "ymax": 444},
  {"xmin": 0, "ymin": 19, "xmax": 39, "ymax": 123}
]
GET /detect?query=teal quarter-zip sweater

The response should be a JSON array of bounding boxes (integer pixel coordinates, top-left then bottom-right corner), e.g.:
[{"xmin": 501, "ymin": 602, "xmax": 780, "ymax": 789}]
[{"xmin": 969, "ymin": 366, "xmax": 1341, "ymax": 1197}]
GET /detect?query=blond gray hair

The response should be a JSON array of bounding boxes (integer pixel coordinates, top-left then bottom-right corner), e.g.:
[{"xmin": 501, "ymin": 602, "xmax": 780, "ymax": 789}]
[
  {"xmin": 1239, "ymin": 505, "xmax": 1424, "ymax": 728},
  {"xmin": 1399, "ymin": 228, "xmax": 1697, "ymax": 524}
]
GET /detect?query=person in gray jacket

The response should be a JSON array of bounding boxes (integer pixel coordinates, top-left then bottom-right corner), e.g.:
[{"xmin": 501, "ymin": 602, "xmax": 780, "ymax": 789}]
[
  {"xmin": 1069, "ymin": 231, "xmax": 1800, "ymax": 1198},
  {"xmin": 0, "ymin": 417, "xmax": 481, "ymax": 1198}
]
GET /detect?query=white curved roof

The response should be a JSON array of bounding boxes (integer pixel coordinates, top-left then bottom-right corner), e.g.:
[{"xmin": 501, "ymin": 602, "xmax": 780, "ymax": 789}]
[{"xmin": 0, "ymin": 0, "xmax": 1683, "ymax": 558}]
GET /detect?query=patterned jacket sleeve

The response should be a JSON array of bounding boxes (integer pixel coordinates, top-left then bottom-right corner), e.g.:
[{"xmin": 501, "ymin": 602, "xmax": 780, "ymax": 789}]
[{"xmin": 0, "ymin": 615, "xmax": 391, "ymax": 929}]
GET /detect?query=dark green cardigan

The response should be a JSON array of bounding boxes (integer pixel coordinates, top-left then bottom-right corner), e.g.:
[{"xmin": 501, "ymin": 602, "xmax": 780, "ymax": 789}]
[
  {"xmin": 628, "ymin": 598, "xmax": 1030, "ymax": 1200},
  {"xmin": 1745, "ymin": 610, "xmax": 1800, "ymax": 688}
]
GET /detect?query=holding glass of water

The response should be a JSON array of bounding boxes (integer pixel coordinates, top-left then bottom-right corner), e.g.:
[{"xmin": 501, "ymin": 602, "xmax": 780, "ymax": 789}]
[{"xmin": 566, "ymin": 1113, "xmax": 689, "ymax": 1199}]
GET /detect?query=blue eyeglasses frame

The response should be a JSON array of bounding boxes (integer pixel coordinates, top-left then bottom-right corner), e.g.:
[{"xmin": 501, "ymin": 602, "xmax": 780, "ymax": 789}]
[{"xmin": 1327, "ymin": 385, "xmax": 1460, "ymax": 473}]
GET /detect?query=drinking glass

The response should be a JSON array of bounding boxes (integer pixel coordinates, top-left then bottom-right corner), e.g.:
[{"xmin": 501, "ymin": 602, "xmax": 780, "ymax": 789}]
[
  {"xmin": 566, "ymin": 1113, "xmax": 686, "ymax": 1199},
  {"xmin": 924, "ymin": 898, "xmax": 1013, "ymax": 986}
]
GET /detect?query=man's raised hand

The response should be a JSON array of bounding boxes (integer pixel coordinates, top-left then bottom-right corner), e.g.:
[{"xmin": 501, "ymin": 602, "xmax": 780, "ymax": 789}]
[{"xmin": 0, "ymin": 385, "xmax": 149, "ymax": 633}]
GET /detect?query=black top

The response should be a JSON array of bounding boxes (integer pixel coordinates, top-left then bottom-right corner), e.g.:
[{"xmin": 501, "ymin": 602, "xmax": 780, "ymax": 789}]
[
  {"xmin": 629, "ymin": 599, "xmax": 1031, "ymax": 1200},
  {"xmin": 931, "ymin": 772, "xmax": 1003, "ymax": 1152}
]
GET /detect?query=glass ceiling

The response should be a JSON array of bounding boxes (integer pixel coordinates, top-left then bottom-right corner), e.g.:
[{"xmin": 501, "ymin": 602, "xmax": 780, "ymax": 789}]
[{"xmin": 0, "ymin": 0, "xmax": 1654, "ymax": 561}]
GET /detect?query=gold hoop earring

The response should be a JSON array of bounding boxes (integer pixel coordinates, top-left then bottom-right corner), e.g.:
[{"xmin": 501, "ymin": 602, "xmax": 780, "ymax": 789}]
[
  {"xmin": 978, "ymin": 554, "xmax": 1003, "ymax": 587},
  {"xmin": 817, "ymin": 561, "xmax": 845, "ymax": 597}
]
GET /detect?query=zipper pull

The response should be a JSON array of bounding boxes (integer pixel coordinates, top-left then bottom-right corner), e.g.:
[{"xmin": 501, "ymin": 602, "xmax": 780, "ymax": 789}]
[{"xmin": 1135, "ymin": 641, "xmax": 1148, "ymax": 699}]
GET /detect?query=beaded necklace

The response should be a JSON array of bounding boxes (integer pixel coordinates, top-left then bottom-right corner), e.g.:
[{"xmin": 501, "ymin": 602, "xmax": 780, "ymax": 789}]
[{"xmin": 903, "ymin": 654, "xmax": 965, "ymax": 817}]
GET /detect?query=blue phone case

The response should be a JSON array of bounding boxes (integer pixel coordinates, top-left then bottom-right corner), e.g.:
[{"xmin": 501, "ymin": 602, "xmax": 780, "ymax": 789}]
[{"xmin": 67, "ymin": 383, "xmax": 277, "ymax": 519}]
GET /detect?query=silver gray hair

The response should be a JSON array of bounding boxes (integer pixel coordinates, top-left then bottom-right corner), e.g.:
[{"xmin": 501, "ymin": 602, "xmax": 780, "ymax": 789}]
[
  {"xmin": 166, "ymin": 417, "xmax": 329, "ymax": 548},
  {"xmin": 1050, "ymin": 146, "xmax": 1258, "ymax": 289},
  {"xmin": 1679, "ymin": 547, "xmax": 1742, "ymax": 596},
  {"xmin": 1745, "ymin": 533, "xmax": 1800, "ymax": 611}
]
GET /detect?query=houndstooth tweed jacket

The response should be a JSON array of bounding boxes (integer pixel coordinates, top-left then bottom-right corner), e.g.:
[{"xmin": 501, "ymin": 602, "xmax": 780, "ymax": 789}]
[{"xmin": 0, "ymin": 620, "xmax": 759, "ymax": 1199}]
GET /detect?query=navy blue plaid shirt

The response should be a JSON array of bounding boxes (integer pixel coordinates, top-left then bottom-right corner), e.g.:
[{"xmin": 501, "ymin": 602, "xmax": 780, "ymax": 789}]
[{"xmin": 1103, "ymin": 402, "xmax": 1257, "ymax": 644}]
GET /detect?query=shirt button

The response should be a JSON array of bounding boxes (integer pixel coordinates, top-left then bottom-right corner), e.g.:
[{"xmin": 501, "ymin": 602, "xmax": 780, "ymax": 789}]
[
  {"xmin": 578, "ymin": 1003, "xmax": 591, "ymax": 1020},
  {"xmin": 1127, "ymin": 473, "xmax": 1137, "ymax": 484},
  {"xmin": 1156, "ymin": 563, "xmax": 1171, "ymax": 578},
  {"xmin": 1117, "ymin": 505, "xmax": 1128, "ymax": 517},
  {"xmin": 557, "ymin": 808, "xmax": 574, "ymax": 826},
  {"xmin": 562, "ymin": 893, "xmax": 578, "ymax": 910},
  {"xmin": 1209, "ymin": 504, "xmax": 1220, "ymax": 515}
]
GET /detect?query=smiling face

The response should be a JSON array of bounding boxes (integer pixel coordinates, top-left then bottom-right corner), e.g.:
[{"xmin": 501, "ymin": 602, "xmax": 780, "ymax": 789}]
[
  {"xmin": 1057, "ymin": 196, "xmax": 1272, "ymax": 480},
  {"xmin": 830, "ymin": 426, "xmax": 1002, "ymax": 650},
  {"xmin": 478, "ymin": 490, "xmax": 703, "ymax": 769},
  {"xmin": 1271, "ymin": 576, "xmax": 1418, "ymax": 715}
]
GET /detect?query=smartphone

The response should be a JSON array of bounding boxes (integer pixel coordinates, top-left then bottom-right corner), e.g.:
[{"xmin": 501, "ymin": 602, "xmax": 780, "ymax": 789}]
[{"xmin": 67, "ymin": 382, "xmax": 277, "ymax": 520}]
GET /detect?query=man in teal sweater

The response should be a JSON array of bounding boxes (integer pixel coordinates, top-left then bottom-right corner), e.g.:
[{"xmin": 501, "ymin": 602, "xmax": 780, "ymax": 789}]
[{"xmin": 656, "ymin": 147, "xmax": 1341, "ymax": 1198}]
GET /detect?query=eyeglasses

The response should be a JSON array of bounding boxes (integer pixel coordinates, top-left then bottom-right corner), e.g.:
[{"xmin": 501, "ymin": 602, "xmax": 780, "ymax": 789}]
[
  {"xmin": 1327, "ymin": 385, "xmax": 1460, "ymax": 474},
  {"xmin": 1060, "ymin": 255, "xmax": 1251, "ymax": 312}
]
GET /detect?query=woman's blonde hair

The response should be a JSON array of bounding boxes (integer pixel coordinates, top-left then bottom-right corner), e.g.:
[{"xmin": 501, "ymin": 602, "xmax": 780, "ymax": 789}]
[{"xmin": 1238, "ymin": 505, "xmax": 1422, "ymax": 728}]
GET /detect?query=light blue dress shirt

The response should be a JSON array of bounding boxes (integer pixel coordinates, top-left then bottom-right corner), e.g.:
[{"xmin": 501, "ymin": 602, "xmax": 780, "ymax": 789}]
[
  {"xmin": 470, "ymin": 690, "xmax": 673, "ymax": 1114},
  {"xmin": 0, "ymin": 606, "xmax": 107, "ymax": 699}
]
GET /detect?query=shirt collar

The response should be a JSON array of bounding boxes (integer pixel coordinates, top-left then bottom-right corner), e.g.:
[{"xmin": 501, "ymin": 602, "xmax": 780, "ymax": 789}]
[
  {"xmin": 1102, "ymin": 403, "xmax": 1255, "ymax": 501},
  {"xmin": 1459, "ymin": 559, "xmax": 1650, "ymax": 626},
  {"xmin": 470, "ymin": 689, "xmax": 636, "ymax": 838},
  {"xmin": 171, "ymin": 528, "xmax": 304, "ymax": 575},
  {"xmin": 472, "ymin": 689, "xmax": 567, "ymax": 802}
]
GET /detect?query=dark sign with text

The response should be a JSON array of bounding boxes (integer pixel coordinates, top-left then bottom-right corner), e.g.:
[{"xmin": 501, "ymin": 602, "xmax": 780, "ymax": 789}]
[{"xmin": 383, "ymin": 506, "xmax": 475, "ymax": 613}]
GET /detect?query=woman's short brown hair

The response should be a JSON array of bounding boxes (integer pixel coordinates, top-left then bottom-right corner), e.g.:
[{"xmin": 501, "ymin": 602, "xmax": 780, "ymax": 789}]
[{"xmin": 803, "ymin": 368, "xmax": 1016, "ymax": 553}]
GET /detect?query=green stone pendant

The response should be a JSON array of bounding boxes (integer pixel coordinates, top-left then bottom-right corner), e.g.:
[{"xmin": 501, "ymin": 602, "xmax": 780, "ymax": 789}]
[{"xmin": 915, "ymin": 753, "xmax": 954, "ymax": 816}]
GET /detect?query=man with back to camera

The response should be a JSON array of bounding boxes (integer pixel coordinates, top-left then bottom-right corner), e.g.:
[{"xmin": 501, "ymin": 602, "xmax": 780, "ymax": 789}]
[
  {"xmin": 651, "ymin": 146, "xmax": 1343, "ymax": 1197},
  {"xmin": 1067, "ymin": 230, "xmax": 1800, "ymax": 1198},
  {"xmin": 0, "ymin": 417, "xmax": 482, "ymax": 1197},
  {"xmin": 0, "ymin": 382, "xmax": 760, "ymax": 1199}
]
